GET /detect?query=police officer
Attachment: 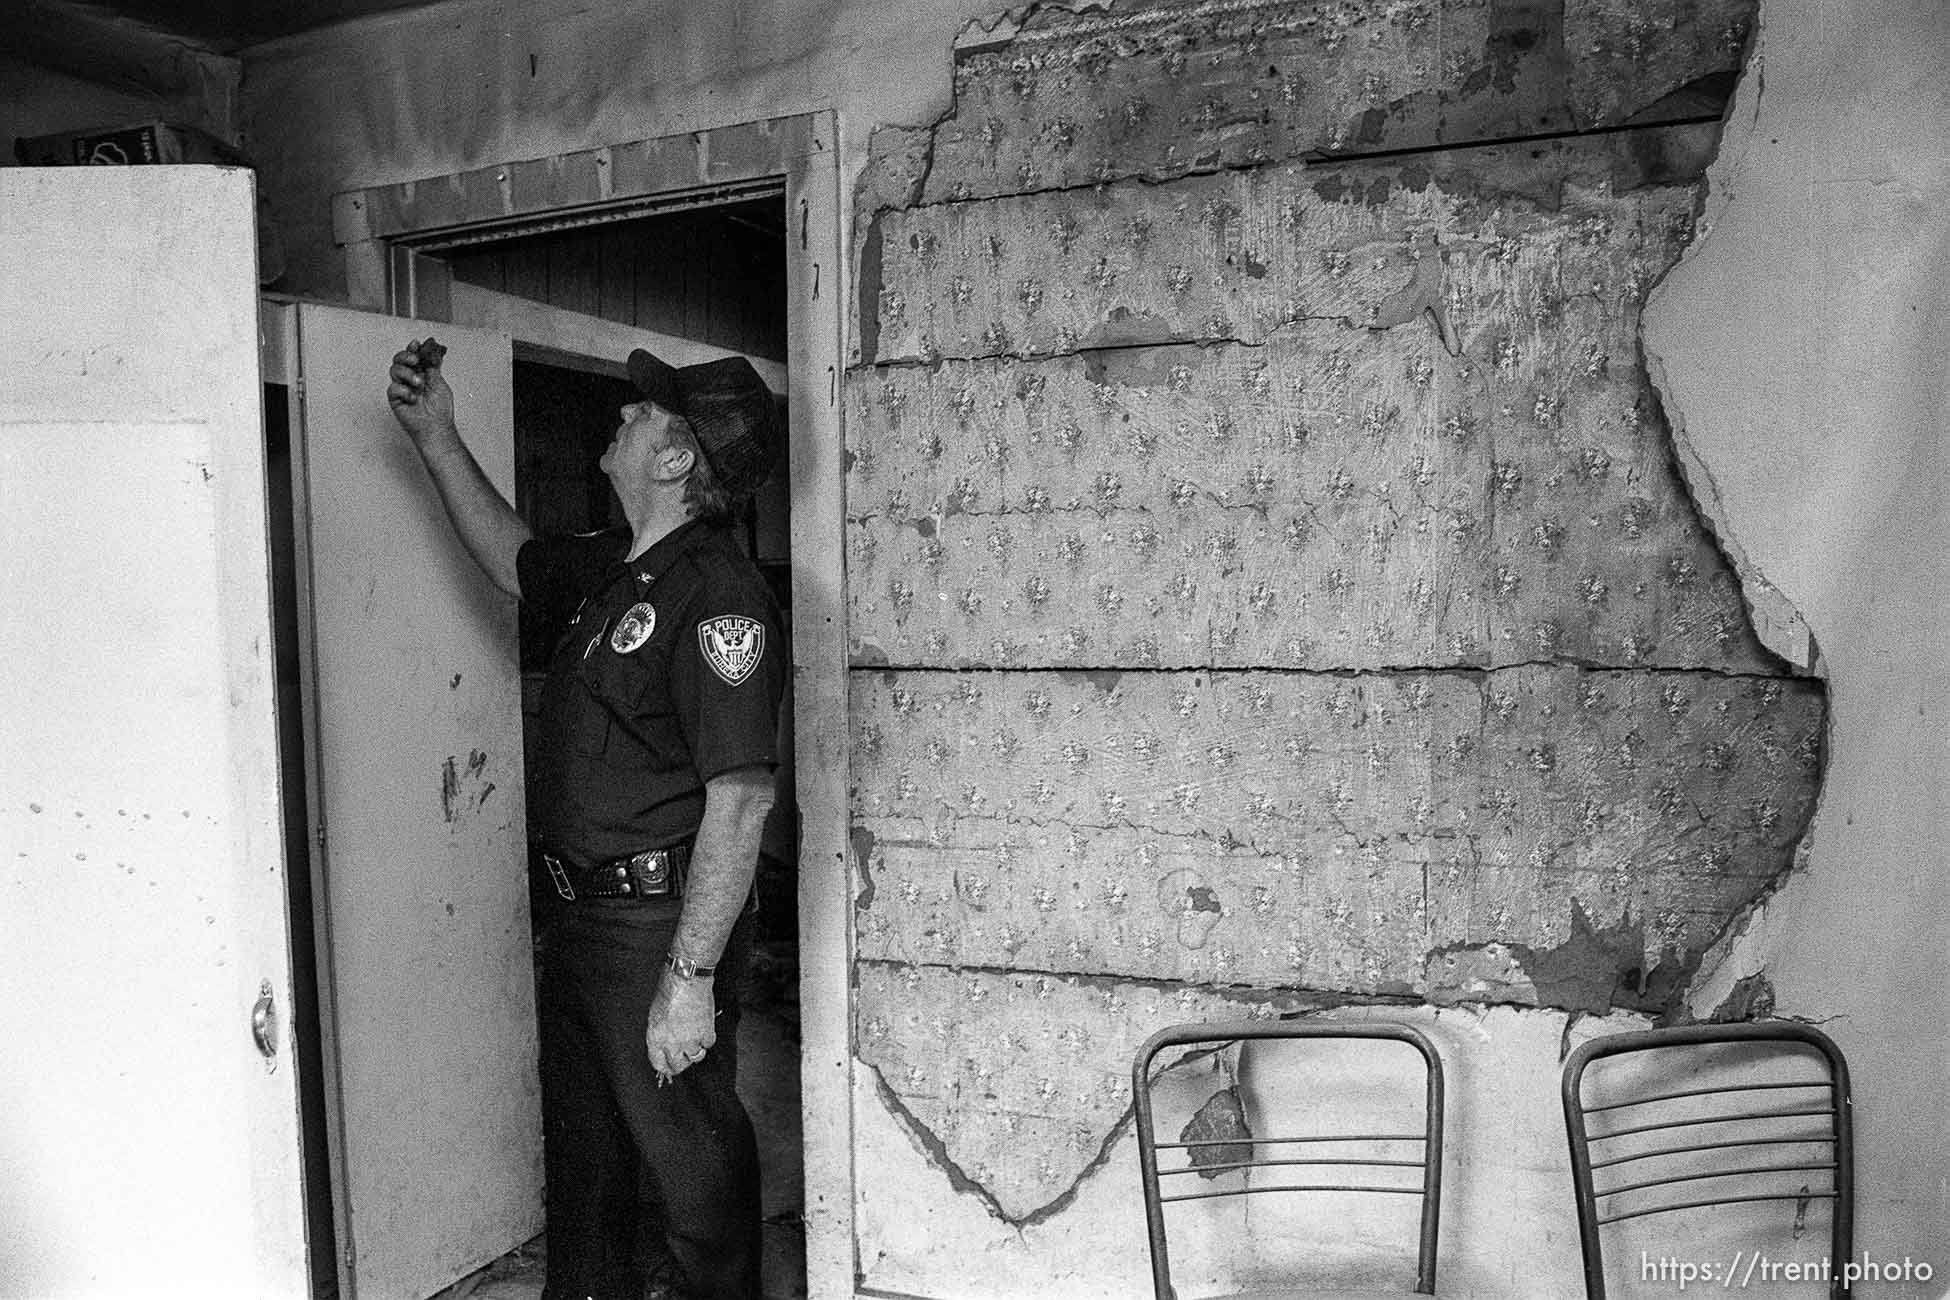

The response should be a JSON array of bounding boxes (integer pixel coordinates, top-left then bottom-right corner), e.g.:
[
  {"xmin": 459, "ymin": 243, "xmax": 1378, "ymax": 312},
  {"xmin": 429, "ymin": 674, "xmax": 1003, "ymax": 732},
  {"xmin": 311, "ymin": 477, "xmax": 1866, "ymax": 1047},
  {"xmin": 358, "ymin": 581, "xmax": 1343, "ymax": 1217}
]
[{"xmin": 387, "ymin": 340, "xmax": 785, "ymax": 1300}]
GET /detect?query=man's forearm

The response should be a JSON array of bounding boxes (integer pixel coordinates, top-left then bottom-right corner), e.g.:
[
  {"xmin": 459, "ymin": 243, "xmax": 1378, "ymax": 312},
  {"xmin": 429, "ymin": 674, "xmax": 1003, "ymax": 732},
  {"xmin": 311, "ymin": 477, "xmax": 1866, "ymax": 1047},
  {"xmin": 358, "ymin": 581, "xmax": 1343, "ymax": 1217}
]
[
  {"xmin": 672, "ymin": 768, "xmax": 775, "ymax": 967},
  {"xmin": 413, "ymin": 429, "xmax": 532, "ymax": 598}
]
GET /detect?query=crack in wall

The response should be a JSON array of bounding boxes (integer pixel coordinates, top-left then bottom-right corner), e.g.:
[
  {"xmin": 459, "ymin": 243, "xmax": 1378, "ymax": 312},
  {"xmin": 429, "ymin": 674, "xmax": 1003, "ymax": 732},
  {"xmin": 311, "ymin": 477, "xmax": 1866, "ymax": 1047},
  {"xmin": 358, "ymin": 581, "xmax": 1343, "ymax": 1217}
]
[
  {"xmin": 872, "ymin": 112, "xmax": 1734, "ymax": 226},
  {"xmin": 845, "ymin": 317, "xmax": 1387, "ymax": 375},
  {"xmin": 854, "ymin": 954, "xmax": 1426, "ymax": 1005},
  {"xmin": 866, "ymin": 1061, "xmax": 1028, "ymax": 1224},
  {"xmin": 865, "ymin": 800, "xmax": 1732, "ymax": 857},
  {"xmin": 865, "ymin": 1048, "xmax": 1215, "ymax": 1229}
]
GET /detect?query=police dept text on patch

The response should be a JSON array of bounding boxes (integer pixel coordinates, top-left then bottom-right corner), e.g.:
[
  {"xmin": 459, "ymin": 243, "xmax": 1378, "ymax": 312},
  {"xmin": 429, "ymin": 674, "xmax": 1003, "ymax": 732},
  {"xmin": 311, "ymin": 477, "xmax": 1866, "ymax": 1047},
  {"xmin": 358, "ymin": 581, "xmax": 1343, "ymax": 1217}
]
[{"xmin": 699, "ymin": 615, "xmax": 764, "ymax": 686}]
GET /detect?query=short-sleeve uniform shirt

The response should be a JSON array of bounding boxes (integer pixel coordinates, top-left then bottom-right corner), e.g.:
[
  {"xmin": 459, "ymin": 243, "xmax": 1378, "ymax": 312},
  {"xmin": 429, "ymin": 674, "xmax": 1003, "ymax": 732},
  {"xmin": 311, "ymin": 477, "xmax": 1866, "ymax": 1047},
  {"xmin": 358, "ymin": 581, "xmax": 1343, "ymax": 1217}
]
[{"xmin": 518, "ymin": 519, "xmax": 784, "ymax": 866}]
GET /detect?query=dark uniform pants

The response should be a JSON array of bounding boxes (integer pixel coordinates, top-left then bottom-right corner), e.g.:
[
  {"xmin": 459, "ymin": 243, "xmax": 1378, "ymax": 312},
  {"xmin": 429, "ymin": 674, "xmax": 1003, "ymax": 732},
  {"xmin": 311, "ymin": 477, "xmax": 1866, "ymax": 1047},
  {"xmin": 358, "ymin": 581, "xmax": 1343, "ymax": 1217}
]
[{"xmin": 536, "ymin": 897, "xmax": 761, "ymax": 1300}]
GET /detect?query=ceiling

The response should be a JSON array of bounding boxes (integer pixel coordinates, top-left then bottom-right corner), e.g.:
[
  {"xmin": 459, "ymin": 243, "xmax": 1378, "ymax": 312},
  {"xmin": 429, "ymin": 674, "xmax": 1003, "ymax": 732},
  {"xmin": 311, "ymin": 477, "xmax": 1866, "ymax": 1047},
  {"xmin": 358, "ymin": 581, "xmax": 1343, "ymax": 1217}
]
[{"xmin": 89, "ymin": 0, "xmax": 440, "ymax": 51}]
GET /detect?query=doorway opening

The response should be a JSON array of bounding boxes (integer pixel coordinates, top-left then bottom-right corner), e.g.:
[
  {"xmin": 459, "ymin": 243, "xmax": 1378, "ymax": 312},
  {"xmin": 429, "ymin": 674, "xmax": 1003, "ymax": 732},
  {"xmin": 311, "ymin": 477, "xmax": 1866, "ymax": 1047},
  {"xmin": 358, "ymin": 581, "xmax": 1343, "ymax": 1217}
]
[
  {"xmin": 268, "ymin": 198, "xmax": 804, "ymax": 1299},
  {"xmin": 432, "ymin": 194, "xmax": 806, "ymax": 1300},
  {"xmin": 338, "ymin": 114, "xmax": 850, "ymax": 1295}
]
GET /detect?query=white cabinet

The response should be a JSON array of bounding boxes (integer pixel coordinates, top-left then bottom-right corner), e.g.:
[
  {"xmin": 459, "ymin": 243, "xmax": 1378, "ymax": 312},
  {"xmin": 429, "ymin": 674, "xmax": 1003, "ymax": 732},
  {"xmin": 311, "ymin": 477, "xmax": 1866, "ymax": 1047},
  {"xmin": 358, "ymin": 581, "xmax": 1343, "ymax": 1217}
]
[{"xmin": 2, "ymin": 168, "xmax": 540, "ymax": 1300}]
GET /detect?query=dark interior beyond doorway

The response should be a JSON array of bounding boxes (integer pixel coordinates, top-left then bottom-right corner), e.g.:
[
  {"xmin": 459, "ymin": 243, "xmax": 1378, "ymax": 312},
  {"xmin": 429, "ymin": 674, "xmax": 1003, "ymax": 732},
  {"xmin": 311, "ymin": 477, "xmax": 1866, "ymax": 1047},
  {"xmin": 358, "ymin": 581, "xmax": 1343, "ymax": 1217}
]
[{"xmin": 444, "ymin": 196, "xmax": 787, "ymax": 364}]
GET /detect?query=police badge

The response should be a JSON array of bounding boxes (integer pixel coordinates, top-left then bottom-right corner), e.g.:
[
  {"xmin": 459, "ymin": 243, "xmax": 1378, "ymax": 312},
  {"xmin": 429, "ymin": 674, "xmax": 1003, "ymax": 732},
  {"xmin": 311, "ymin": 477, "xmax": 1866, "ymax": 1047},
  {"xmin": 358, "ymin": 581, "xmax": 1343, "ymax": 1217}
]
[
  {"xmin": 610, "ymin": 602, "xmax": 657, "ymax": 653},
  {"xmin": 698, "ymin": 615, "xmax": 764, "ymax": 685}
]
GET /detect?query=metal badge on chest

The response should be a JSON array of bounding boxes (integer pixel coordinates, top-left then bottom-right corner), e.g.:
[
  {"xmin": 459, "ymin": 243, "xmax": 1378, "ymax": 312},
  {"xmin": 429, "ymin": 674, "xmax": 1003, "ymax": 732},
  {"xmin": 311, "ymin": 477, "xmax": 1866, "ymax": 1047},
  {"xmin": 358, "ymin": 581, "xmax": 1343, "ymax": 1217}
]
[{"xmin": 610, "ymin": 601, "xmax": 657, "ymax": 654}]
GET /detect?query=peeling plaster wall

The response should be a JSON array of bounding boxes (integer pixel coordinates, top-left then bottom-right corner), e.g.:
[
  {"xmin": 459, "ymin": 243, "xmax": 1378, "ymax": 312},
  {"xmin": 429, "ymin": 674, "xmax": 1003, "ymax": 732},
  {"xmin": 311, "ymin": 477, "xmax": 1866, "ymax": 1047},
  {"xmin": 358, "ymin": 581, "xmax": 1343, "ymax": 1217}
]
[
  {"xmin": 1645, "ymin": 0, "xmax": 1950, "ymax": 1286},
  {"xmin": 227, "ymin": 0, "xmax": 1895, "ymax": 1295},
  {"xmin": 845, "ymin": 1, "xmax": 1830, "ymax": 1291}
]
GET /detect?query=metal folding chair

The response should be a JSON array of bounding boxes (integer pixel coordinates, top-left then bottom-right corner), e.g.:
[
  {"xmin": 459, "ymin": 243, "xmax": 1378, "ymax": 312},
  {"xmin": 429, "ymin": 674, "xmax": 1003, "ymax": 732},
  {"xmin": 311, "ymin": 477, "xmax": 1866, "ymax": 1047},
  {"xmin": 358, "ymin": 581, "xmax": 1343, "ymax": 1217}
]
[
  {"xmin": 1132, "ymin": 1020, "xmax": 1445, "ymax": 1299},
  {"xmin": 1561, "ymin": 1021, "xmax": 1854, "ymax": 1299}
]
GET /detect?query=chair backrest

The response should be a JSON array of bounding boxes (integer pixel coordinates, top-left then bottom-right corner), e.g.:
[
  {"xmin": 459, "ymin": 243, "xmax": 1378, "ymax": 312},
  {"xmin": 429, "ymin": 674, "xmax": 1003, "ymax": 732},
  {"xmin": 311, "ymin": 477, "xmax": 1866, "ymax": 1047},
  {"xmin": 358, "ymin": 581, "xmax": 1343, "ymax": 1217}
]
[
  {"xmin": 1561, "ymin": 1022, "xmax": 1854, "ymax": 1300},
  {"xmin": 1131, "ymin": 1020, "xmax": 1445, "ymax": 1299}
]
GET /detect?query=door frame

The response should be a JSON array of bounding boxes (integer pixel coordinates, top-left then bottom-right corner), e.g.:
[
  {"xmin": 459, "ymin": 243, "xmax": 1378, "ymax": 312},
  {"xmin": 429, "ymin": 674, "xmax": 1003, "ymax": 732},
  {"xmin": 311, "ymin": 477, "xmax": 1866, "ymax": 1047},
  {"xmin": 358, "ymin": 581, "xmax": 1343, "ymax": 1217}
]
[{"xmin": 331, "ymin": 111, "xmax": 855, "ymax": 1298}]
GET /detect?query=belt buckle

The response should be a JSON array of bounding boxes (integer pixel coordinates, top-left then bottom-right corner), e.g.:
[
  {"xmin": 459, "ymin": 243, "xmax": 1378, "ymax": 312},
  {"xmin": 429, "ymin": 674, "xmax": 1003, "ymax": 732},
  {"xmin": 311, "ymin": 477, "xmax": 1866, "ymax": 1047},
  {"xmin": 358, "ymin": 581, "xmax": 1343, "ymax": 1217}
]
[
  {"xmin": 628, "ymin": 849, "xmax": 673, "ymax": 898},
  {"xmin": 544, "ymin": 854, "xmax": 576, "ymax": 902}
]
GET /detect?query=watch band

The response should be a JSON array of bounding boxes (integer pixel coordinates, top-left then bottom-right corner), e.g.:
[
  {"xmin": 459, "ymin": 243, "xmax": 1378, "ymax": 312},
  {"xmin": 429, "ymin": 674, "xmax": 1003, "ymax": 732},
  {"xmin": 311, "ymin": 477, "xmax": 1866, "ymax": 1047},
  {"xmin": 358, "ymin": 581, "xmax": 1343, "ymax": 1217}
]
[{"xmin": 665, "ymin": 952, "xmax": 717, "ymax": 979}]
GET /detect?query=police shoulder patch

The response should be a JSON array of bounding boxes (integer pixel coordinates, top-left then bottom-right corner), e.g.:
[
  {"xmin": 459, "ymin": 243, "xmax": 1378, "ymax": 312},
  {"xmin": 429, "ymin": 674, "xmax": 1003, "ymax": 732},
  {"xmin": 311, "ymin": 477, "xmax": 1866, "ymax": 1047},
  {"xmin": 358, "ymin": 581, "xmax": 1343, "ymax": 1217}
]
[{"xmin": 698, "ymin": 614, "xmax": 765, "ymax": 686}]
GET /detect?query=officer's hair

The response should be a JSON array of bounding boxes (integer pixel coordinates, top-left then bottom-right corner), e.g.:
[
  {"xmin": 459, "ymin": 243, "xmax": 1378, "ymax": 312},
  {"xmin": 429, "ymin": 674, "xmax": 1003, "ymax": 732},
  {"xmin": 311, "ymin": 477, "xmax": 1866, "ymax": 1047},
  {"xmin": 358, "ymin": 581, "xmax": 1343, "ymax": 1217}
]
[{"xmin": 662, "ymin": 414, "xmax": 738, "ymax": 522}]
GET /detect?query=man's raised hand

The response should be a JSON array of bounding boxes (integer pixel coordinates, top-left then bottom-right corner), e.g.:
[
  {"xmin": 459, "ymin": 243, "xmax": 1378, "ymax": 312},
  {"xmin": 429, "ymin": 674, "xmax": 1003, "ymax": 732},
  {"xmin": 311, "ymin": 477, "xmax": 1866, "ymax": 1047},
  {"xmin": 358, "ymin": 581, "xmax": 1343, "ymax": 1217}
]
[{"xmin": 387, "ymin": 337, "xmax": 456, "ymax": 444}]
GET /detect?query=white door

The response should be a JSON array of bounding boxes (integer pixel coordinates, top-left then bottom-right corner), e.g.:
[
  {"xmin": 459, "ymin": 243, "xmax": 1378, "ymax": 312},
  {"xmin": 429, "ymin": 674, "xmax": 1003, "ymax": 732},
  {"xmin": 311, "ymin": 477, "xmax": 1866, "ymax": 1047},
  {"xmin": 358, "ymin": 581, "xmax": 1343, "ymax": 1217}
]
[
  {"xmin": 280, "ymin": 304, "xmax": 541, "ymax": 1300},
  {"xmin": 0, "ymin": 171, "xmax": 309, "ymax": 1297}
]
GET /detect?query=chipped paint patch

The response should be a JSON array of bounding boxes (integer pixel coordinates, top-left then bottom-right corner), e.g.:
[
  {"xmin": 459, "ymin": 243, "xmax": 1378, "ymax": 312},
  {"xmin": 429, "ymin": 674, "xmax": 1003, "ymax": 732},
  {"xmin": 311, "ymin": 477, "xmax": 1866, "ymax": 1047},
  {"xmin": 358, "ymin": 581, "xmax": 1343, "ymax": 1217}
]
[
  {"xmin": 1181, "ymin": 1081, "xmax": 1253, "ymax": 1179},
  {"xmin": 1709, "ymin": 971, "xmax": 1776, "ymax": 1022}
]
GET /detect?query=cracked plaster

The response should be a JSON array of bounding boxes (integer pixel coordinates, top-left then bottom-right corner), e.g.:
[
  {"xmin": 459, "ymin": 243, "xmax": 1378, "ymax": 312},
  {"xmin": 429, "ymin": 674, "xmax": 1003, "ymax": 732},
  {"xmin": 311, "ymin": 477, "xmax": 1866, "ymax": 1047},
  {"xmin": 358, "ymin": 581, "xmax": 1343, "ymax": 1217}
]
[{"xmin": 846, "ymin": 0, "xmax": 1825, "ymax": 1262}]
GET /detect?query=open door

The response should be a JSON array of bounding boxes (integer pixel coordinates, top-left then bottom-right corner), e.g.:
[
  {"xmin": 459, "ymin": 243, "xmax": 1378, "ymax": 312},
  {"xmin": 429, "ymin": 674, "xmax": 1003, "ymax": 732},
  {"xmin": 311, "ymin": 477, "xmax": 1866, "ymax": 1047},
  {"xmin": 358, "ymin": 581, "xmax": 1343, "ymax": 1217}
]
[
  {"xmin": 0, "ymin": 170, "xmax": 309, "ymax": 1295},
  {"xmin": 281, "ymin": 303, "xmax": 541, "ymax": 1300}
]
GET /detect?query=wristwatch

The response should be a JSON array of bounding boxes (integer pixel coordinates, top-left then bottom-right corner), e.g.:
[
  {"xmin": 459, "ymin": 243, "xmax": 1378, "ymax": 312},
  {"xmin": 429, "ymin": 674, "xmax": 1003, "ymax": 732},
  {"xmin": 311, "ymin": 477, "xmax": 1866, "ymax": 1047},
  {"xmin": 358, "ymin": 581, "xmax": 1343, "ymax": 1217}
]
[{"xmin": 665, "ymin": 952, "xmax": 717, "ymax": 979}]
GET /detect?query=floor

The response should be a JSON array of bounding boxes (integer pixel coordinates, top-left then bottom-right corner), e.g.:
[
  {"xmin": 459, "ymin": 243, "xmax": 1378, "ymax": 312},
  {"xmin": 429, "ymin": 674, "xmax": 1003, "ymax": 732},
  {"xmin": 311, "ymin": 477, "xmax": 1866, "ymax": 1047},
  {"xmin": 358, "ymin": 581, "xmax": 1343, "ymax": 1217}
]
[{"xmin": 433, "ymin": 941, "xmax": 808, "ymax": 1300}]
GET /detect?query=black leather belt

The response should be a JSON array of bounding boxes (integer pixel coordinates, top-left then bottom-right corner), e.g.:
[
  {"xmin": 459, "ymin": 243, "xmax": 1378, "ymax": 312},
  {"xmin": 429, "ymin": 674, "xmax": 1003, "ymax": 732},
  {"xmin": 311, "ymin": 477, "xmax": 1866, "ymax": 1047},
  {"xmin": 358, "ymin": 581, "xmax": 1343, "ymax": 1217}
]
[{"xmin": 542, "ymin": 842, "xmax": 691, "ymax": 901}]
